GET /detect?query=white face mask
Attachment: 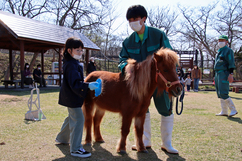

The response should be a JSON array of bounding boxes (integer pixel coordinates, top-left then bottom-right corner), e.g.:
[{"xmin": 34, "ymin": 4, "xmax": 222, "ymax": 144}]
[
  {"xmin": 26, "ymin": 65, "xmax": 29, "ymax": 68},
  {"xmin": 129, "ymin": 20, "xmax": 143, "ymax": 32},
  {"xmin": 73, "ymin": 54, "xmax": 82, "ymax": 60},
  {"xmin": 218, "ymin": 42, "xmax": 226, "ymax": 48},
  {"xmin": 38, "ymin": 67, "xmax": 41, "ymax": 70}
]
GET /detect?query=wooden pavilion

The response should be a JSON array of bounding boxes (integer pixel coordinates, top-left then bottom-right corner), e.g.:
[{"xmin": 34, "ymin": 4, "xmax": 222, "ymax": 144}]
[{"xmin": 0, "ymin": 10, "xmax": 100, "ymax": 88}]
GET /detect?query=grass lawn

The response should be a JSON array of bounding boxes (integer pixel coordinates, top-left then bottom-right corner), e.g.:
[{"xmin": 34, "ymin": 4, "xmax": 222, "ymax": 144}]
[{"xmin": 0, "ymin": 88, "xmax": 241, "ymax": 161}]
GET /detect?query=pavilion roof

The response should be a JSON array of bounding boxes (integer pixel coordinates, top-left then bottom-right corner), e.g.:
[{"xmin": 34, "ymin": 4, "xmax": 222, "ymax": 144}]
[{"xmin": 0, "ymin": 11, "xmax": 100, "ymax": 51}]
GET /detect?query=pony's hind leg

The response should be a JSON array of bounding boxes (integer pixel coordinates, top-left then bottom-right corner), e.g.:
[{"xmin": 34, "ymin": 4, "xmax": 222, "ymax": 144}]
[
  {"xmin": 93, "ymin": 107, "xmax": 105, "ymax": 143},
  {"xmin": 83, "ymin": 98, "xmax": 95, "ymax": 145},
  {"xmin": 117, "ymin": 116, "xmax": 133, "ymax": 154},
  {"xmin": 134, "ymin": 115, "xmax": 147, "ymax": 153}
]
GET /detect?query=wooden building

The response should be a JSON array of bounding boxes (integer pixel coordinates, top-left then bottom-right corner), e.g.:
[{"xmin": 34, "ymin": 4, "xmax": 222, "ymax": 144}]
[{"xmin": 0, "ymin": 10, "xmax": 100, "ymax": 88}]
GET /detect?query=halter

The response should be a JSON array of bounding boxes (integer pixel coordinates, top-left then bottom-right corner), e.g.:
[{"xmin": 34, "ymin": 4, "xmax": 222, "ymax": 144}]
[{"xmin": 153, "ymin": 57, "xmax": 180, "ymax": 92}]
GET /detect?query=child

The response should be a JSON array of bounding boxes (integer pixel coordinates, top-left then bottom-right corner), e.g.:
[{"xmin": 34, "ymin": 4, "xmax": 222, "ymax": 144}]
[
  {"xmin": 56, "ymin": 37, "xmax": 98, "ymax": 158},
  {"xmin": 184, "ymin": 75, "xmax": 192, "ymax": 92}
]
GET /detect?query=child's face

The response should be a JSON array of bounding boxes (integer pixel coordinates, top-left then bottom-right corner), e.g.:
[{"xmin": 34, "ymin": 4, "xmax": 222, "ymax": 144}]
[{"xmin": 69, "ymin": 47, "xmax": 83, "ymax": 57}]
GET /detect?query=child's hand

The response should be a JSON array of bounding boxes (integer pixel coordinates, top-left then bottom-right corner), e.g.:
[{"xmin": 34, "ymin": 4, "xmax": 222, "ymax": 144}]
[{"xmin": 88, "ymin": 82, "xmax": 98, "ymax": 90}]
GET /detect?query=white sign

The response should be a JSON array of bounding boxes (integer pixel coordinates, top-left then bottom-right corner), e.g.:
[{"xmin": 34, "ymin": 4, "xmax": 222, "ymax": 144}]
[{"xmin": 203, "ymin": 69, "xmax": 210, "ymax": 74}]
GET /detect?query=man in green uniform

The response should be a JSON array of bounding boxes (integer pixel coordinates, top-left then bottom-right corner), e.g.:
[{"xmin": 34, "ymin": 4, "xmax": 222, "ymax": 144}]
[
  {"xmin": 118, "ymin": 5, "xmax": 178, "ymax": 154},
  {"xmin": 214, "ymin": 35, "xmax": 238, "ymax": 117}
]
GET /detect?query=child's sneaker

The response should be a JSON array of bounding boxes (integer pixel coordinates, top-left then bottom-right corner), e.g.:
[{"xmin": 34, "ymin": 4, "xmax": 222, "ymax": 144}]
[{"xmin": 71, "ymin": 148, "xmax": 91, "ymax": 158}]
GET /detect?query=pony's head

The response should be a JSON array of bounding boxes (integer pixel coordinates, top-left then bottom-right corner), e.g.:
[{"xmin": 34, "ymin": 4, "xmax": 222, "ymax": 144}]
[
  {"xmin": 124, "ymin": 48, "xmax": 182, "ymax": 101},
  {"xmin": 154, "ymin": 48, "xmax": 182, "ymax": 97}
]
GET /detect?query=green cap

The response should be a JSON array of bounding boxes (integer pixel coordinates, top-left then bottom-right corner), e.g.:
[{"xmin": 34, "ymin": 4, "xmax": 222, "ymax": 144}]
[{"xmin": 219, "ymin": 35, "xmax": 228, "ymax": 41}]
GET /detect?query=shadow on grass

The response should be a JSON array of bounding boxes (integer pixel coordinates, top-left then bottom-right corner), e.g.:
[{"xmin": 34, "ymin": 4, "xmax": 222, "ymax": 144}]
[
  {"xmin": 53, "ymin": 144, "xmax": 72, "ymax": 161},
  {"xmin": 163, "ymin": 151, "xmax": 186, "ymax": 161},
  {"xmin": 227, "ymin": 116, "xmax": 242, "ymax": 124},
  {"xmin": 136, "ymin": 148, "xmax": 186, "ymax": 161},
  {"xmin": 53, "ymin": 142, "xmax": 137, "ymax": 161},
  {"xmin": 0, "ymin": 88, "xmax": 60, "ymax": 96},
  {"xmin": 230, "ymin": 96, "xmax": 242, "ymax": 100},
  {"xmin": 137, "ymin": 148, "xmax": 162, "ymax": 161},
  {"xmin": 24, "ymin": 120, "xmax": 39, "ymax": 124}
]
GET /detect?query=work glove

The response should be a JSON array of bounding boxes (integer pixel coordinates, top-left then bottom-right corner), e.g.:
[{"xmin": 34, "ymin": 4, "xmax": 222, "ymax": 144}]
[{"xmin": 88, "ymin": 82, "xmax": 98, "ymax": 90}]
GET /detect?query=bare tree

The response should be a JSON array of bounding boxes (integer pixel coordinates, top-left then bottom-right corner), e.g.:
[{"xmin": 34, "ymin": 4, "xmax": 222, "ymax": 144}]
[
  {"xmin": 47, "ymin": 0, "xmax": 112, "ymax": 31},
  {"xmin": 147, "ymin": 6, "xmax": 179, "ymax": 37},
  {"xmin": 178, "ymin": 3, "xmax": 218, "ymax": 60},
  {"xmin": 1, "ymin": 0, "xmax": 49, "ymax": 18},
  {"xmin": 213, "ymin": 0, "xmax": 242, "ymax": 48}
]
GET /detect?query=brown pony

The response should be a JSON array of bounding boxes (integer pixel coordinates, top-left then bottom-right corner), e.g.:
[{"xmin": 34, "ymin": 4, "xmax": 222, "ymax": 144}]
[{"xmin": 83, "ymin": 48, "xmax": 182, "ymax": 154}]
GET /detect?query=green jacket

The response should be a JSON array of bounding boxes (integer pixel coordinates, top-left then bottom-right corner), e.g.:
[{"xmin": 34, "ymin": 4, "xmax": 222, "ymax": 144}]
[
  {"xmin": 214, "ymin": 46, "xmax": 235, "ymax": 71},
  {"xmin": 118, "ymin": 26, "xmax": 172, "ymax": 72}
]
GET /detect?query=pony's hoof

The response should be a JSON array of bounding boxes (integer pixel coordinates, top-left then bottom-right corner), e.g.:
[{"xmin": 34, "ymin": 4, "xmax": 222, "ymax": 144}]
[
  {"xmin": 95, "ymin": 140, "xmax": 105, "ymax": 143},
  {"xmin": 118, "ymin": 150, "xmax": 127, "ymax": 155},
  {"xmin": 85, "ymin": 143, "xmax": 92, "ymax": 146},
  {"xmin": 139, "ymin": 150, "xmax": 148, "ymax": 153}
]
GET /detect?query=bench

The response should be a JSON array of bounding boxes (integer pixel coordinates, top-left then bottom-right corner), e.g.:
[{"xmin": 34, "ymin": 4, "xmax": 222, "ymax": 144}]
[
  {"xmin": 1, "ymin": 80, "xmax": 21, "ymax": 88},
  {"xmin": 230, "ymin": 85, "xmax": 242, "ymax": 93}
]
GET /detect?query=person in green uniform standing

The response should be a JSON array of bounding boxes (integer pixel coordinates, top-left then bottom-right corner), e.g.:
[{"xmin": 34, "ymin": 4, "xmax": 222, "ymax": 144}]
[
  {"xmin": 118, "ymin": 5, "xmax": 178, "ymax": 154},
  {"xmin": 214, "ymin": 35, "xmax": 238, "ymax": 117}
]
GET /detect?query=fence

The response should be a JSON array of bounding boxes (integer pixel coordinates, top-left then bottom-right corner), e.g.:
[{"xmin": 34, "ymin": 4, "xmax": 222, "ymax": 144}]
[
  {"xmin": 91, "ymin": 51, "xmax": 242, "ymax": 81},
  {"xmin": 95, "ymin": 58, "xmax": 120, "ymax": 73}
]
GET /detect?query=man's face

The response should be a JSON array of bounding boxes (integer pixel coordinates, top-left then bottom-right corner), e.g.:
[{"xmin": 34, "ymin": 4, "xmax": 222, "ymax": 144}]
[
  {"xmin": 218, "ymin": 39, "xmax": 228, "ymax": 44},
  {"xmin": 128, "ymin": 17, "xmax": 146, "ymax": 32}
]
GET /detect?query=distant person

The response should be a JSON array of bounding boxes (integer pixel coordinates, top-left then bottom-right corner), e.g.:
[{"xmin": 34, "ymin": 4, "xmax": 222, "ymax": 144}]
[
  {"xmin": 177, "ymin": 66, "xmax": 184, "ymax": 78},
  {"xmin": 23, "ymin": 63, "xmax": 33, "ymax": 88},
  {"xmin": 87, "ymin": 57, "xmax": 96, "ymax": 75},
  {"xmin": 184, "ymin": 75, "xmax": 192, "ymax": 92},
  {"xmin": 33, "ymin": 64, "xmax": 46, "ymax": 87},
  {"xmin": 214, "ymin": 35, "xmax": 238, "ymax": 117},
  {"xmin": 191, "ymin": 64, "xmax": 201, "ymax": 92},
  {"xmin": 184, "ymin": 68, "xmax": 192, "ymax": 79},
  {"xmin": 56, "ymin": 37, "xmax": 98, "ymax": 158}
]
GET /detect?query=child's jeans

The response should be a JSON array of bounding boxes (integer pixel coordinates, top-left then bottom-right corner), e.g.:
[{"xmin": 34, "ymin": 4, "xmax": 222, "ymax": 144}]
[
  {"xmin": 187, "ymin": 85, "xmax": 191, "ymax": 91},
  {"xmin": 56, "ymin": 107, "xmax": 84, "ymax": 153}
]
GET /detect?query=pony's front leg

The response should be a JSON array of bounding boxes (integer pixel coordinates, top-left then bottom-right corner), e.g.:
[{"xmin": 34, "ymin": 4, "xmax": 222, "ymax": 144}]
[
  {"xmin": 93, "ymin": 108, "xmax": 105, "ymax": 143},
  {"xmin": 83, "ymin": 100, "xmax": 94, "ymax": 145},
  {"xmin": 134, "ymin": 115, "xmax": 147, "ymax": 153},
  {"xmin": 117, "ymin": 116, "xmax": 133, "ymax": 154}
]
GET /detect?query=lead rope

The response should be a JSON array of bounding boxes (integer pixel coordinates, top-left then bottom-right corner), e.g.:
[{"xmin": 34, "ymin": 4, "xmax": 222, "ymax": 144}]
[{"xmin": 175, "ymin": 83, "xmax": 185, "ymax": 115}]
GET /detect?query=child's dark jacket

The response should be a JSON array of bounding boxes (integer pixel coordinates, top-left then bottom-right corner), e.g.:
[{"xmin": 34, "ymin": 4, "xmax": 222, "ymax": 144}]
[{"xmin": 59, "ymin": 53, "xmax": 89, "ymax": 108}]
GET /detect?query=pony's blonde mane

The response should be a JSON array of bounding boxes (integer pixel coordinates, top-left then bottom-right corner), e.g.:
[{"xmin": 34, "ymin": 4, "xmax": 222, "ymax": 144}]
[{"xmin": 124, "ymin": 48, "xmax": 179, "ymax": 101}]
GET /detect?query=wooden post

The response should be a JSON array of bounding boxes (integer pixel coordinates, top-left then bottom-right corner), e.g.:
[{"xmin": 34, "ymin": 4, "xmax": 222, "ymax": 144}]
[
  {"xmin": 9, "ymin": 47, "xmax": 13, "ymax": 81},
  {"xmin": 20, "ymin": 41, "xmax": 24, "ymax": 88},
  {"xmin": 41, "ymin": 50, "xmax": 44, "ymax": 75},
  {"xmin": 85, "ymin": 49, "xmax": 89, "ymax": 76},
  {"xmin": 58, "ymin": 48, "xmax": 62, "ymax": 86}
]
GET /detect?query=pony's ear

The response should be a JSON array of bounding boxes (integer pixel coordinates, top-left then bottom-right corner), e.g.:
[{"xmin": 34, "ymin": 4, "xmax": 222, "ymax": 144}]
[{"xmin": 154, "ymin": 52, "xmax": 163, "ymax": 62}]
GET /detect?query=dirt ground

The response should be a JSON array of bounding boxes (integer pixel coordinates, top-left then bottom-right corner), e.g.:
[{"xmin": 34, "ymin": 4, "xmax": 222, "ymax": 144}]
[{"xmin": 0, "ymin": 94, "xmax": 16, "ymax": 100}]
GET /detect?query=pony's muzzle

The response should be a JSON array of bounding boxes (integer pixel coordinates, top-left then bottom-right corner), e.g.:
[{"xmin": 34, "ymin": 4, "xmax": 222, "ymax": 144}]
[{"xmin": 171, "ymin": 86, "xmax": 182, "ymax": 97}]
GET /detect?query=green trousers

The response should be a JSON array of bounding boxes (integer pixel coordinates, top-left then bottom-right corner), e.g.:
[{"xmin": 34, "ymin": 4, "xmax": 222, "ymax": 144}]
[
  {"xmin": 215, "ymin": 70, "xmax": 230, "ymax": 99},
  {"xmin": 151, "ymin": 89, "xmax": 172, "ymax": 116}
]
